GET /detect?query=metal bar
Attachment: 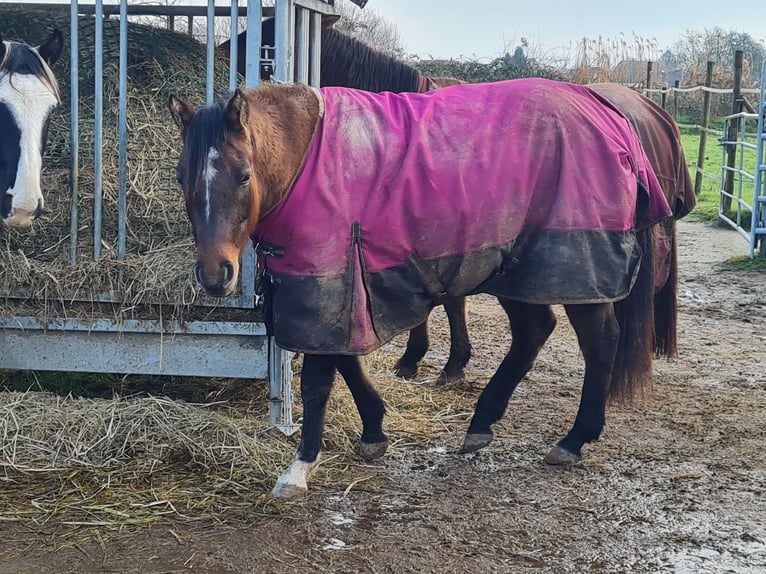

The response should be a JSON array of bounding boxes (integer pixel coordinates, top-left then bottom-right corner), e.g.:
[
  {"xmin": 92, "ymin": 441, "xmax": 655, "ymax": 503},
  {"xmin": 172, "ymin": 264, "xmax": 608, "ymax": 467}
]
[
  {"xmin": 117, "ymin": 0, "xmax": 128, "ymax": 261},
  {"xmin": 206, "ymin": 0, "xmax": 215, "ymax": 103},
  {"xmin": 268, "ymin": 338, "xmax": 298, "ymax": 435},
  {"xmin": 7, "ymin": 3, "xmax": 277, "ymax": 17},
  {"xmin": 274, "ymin": 0, "xmax": 293, "ymax": 82},
  {"xmin": 244, "ymin": 0, "xmax": 263, "ymax": 88},
  {"xmin": 0, "ymin": 316, "xmax": 267, "ymax": 336},
  {"xmin": 293, "ymin": 0, "xmax": 336, "ymax": 14},
  {"xmin": 93, "ymin": 0, "xmax": 104, "ymax": 260},
  {"xmin": 68, "ymin": 0, "xmax": 79, "ymax": 264},
  {"xmin": 755, "ymin": 58, "xmax": 766, "ymax": 258},
  {"xmin": 228, "ymin": 0, "xmax": 239, "ymax": 92},
  {"xmin": 295, "ymin": 7, "xmax": 309, "ymax": 84},
  {"xmin": 309, "ymin": 11, "xmax": 321, "ymax": 86}
]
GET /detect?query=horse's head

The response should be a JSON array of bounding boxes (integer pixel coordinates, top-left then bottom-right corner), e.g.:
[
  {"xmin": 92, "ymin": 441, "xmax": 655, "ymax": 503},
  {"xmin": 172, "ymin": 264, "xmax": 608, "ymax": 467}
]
[
  {"xmin": 0, "ymin": 29, "xmax": 63, "ymax": 228},
  {"xmin": 168, "ymin": 90, "xmax": 260, "ymax": 298}
]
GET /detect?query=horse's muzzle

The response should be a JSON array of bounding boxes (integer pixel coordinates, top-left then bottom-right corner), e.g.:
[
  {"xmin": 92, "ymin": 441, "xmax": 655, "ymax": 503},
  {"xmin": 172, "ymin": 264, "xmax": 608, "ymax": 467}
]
[
  {"xmin": 2, "ymin": 199, "xmax": 45, "ymax": 228},
  {"xmin": 195, "ymin": 261, "xmax": 237, "ymax": 297}
]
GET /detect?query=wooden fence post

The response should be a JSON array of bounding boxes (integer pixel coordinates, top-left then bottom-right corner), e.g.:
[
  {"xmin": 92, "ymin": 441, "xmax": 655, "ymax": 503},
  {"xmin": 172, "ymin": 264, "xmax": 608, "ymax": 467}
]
[
  {"xmin": 646, "ymin": 61, "xmax": 653, "ymax": 102},
  {"xmin": 661, "ymin": 84, "xmax": 668, "ymax": 109},
  {"xmin": 723, "ymin": 50, "xmax": 744, "ymax": 212},
  {"xmin": 672, "ymin": 79, "xmax": 680, "ymax": 118},
  {"xmin": 695, "ymin": 61, "xmax": 715, "ymax": 196}
]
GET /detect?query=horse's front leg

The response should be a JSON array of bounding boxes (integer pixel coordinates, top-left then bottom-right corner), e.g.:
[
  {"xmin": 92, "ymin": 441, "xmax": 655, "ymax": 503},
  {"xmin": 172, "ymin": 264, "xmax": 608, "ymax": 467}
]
[
  {"xmin": 394, "ymin": 320, "xmax": 430, "ymax": 379},
  {"xmin": 272, "ymin": 353, "xmax": 337, "ymax": 499},
  {"xmin": 544, "ymin": 303, "xmax": 620, "ymax": 464}
]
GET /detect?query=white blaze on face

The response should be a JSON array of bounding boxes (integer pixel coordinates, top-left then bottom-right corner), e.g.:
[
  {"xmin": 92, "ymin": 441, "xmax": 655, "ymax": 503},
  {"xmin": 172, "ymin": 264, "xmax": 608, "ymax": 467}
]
[
  {"xmin": 0, "ymin": 72, "xmax": 58, "ymax": 226},
  {"xmin": 204, "ymin": 146, "xmax": 219, "ymax": 223}
]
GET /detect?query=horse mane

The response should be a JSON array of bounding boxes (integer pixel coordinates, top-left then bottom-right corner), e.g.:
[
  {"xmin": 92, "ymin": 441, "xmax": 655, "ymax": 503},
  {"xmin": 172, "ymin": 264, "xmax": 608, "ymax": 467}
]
[
  {"xmin": 0, "ymin": 41, "xmax": 60, "ymax": 103},
  {"xmin": 183, "ymin": 101, "xmax": 227, "ymax": 186},
  {"xmin": 319, "ymin": 27, "xmax": 421, "ymax": 93}
]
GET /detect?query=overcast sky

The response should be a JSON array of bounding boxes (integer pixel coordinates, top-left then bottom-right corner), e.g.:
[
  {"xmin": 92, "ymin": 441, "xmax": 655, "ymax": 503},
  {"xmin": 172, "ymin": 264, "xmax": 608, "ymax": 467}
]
[{"xmin": 369, "ymin": 0, "xmax": 766, "ymax": 60}]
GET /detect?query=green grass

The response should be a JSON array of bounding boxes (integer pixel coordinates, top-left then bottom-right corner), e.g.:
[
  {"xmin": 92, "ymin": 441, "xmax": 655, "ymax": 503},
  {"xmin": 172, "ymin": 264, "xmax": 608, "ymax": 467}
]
[
  {"xmin": 719, "ymin": 255, "xmax": 766, "ymax": 271},
  {"xmin": 680, "ymin": 129, "xmax": 759, "ymax": 226}
]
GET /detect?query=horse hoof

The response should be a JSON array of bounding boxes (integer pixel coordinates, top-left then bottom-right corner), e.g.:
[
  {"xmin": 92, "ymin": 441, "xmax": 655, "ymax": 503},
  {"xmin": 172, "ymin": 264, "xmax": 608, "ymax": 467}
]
[
  {"xmin": 393, "ymin": 361, "xmax": 418, "ymax": 379},
  {"xmin": 459, "ymin": 433, "xmax": 493, "ymax": 453},
  {"xmin": 271, "ymin": 480, "xmax": 308, "ymax": 500},
  {"xmin": 544, "ymin": 445, "xmax": 581, "ymax": 465},
  {"xmin": 437, "ymin": 367, "xmax": 464, "ymax": 385},
  {"xmin": 358, "ymin": 439, "xmax": 389, "ymax": 460}
]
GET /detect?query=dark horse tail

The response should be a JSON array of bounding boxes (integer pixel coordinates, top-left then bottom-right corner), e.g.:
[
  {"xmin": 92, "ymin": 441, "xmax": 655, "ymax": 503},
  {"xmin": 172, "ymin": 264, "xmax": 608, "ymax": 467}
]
[
  {"xmin": 609, "ymin": 226, "xmax": 655, "ymax": 401},
  {"xmin": 653, "ymin": 221, "xmax": 679, "ymax": 358}
]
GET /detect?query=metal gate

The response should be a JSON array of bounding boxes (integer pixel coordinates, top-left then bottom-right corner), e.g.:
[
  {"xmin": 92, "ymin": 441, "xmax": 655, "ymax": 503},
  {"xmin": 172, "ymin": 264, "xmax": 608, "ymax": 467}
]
[
  {"xmin": 0, "ymin": 0, "xmax": 335, "ymax": 431},
  {"xmin": 719, "ymin": 57, "xmax": 766, "ymax": 258}
]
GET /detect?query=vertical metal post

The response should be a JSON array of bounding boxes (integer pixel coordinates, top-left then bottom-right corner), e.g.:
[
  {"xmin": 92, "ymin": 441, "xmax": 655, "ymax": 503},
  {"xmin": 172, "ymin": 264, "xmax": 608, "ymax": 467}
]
[
  {"xmin": 309, "ymin": 11, "xmax": 321, "ymax": 87},
  {"xmin": 274, "ymin": 0, "xmax": 293, "ymax": 82},
  {"xmin": 269, "ymin": 0, "xmax": 297, "ymax": 434},
  {"xmin": 228, "ymin": 0, "xmax": 239, "ymax": 92},
  {"xmin": 69, "ymin": 0, "xmax": 79, "ymax": 265},
  {"xmin": 244, "ymin": 0, "xmax": 262, "ymax": 88},
  {"xmin": 754, "ymin": 58, "xmax": 766, "ymax": 259},
  {"xmin": 724, "ymin": 50, "xmax": 745, "ymax": 212},
  {"xmin": 117, "ymin": 0, "xmax": 127, "ymax": 261},
  {"xmin": 269, "ymin": 338, "xmax": 297, "ymax": 434},
  {"xmin": 206, "ymin": 0, "xmax": 215, "ymax": 104},
  {"xmin": 295, "ymin": 7, "xmax": 309, "ymax": 84},
  {"xmin": 93, "ymin": 0, "xmax": 104, "ymax": 260}
]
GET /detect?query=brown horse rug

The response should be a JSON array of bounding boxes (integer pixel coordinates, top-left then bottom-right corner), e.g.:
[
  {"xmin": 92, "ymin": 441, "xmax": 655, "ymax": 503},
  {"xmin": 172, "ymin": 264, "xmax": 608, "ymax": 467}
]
[{"xmin": 255, "ymin": 78, "xmax": 671, "ymax": 354}]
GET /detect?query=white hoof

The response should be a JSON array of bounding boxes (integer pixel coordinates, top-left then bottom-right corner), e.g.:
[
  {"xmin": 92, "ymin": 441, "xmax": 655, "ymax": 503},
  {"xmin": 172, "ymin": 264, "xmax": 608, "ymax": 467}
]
[{"xmin": 271, "ymin": 456, "xmax": 320, "ymax": 499}]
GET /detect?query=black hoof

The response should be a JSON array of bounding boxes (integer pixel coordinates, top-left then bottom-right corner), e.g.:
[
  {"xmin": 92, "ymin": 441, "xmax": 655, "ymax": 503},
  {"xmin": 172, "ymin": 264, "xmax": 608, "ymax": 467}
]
[
  {"xmin": 358, "ymin": 439, "xmax": 389, "ymax": 460},
  {"xmin": 393, "ymin": 360, "xmax": 418, "ymax": 379},
  {"xmin": 437, "ymin": 366, "xmax": 465, "ymax": 385},
  {"xmin": 459, "ymin": 432, "xmax": 493, "ymax": 453},
  {"xmin": 543, "ymin": 445, "xmax": 581, "ymax": 465}
]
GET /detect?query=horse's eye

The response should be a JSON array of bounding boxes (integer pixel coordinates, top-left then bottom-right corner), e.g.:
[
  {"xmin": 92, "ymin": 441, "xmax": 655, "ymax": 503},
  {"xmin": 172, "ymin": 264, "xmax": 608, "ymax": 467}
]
[{"xmin": 240, "ymin": 173, "xmax": 251, "ymax": 186}]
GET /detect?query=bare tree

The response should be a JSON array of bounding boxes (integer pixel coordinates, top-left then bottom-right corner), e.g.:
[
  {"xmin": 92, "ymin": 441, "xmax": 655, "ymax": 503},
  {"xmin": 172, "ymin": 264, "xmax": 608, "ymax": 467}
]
[{"xmin": 331, "ymin": 0, "xmax": 405, "ymax": 58}]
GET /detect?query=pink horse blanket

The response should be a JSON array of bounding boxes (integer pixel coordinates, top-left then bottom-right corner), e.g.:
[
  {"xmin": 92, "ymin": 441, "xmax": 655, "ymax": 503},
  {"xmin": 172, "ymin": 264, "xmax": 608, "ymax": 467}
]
[{"xmin": 255, "ymin": 78, "xmax": 671, "ymax": 354}]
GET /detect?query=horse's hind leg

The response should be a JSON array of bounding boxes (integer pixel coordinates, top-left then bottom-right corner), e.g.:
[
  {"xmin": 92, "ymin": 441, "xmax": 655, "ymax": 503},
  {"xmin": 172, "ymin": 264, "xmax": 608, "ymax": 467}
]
[
  {"xmin": 394, "ymin": 320, "xmax": 430, "ymax": 379},
  {"xmin": 544, "ymin": 303, "xmax": 620, "ymax": 465},
  {"xmin": 394, "ymin": 296, "xmax": 472, "ymax": 381},
  {"xmin": 461, "ymin": 301, "xmax": 556, "ymax": 453},
  {"xmin": 272, "ymin": 353, "xmax": 337, "ymax": 499},
  {"xmin": 441, "ymin": 296, "xmax": 472, "ymax": 382},
  {"xmin": 336, "ymin": 355, "xmax": 389, "ymax": 460}
]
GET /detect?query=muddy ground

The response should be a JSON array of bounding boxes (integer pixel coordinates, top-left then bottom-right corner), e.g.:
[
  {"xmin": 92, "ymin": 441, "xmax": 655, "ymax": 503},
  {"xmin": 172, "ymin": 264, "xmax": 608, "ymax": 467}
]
[{"xmin": 0, "ymin": 220, "xmax": 764, "ymax": 573}]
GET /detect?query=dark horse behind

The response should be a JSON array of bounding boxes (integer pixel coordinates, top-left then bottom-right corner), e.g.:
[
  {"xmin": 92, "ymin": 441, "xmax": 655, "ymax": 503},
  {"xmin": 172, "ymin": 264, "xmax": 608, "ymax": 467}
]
[
  {"xmin": 218, "ymin": 16, "xmax": 695, "ymax": 381},
  {"xmin": 168, "ymin": 78, "xmax": 672, "ymax": 498}
]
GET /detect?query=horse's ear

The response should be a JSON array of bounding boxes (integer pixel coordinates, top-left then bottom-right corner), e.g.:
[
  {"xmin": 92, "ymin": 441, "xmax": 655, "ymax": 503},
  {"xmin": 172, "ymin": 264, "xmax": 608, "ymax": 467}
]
[
  {"xmin": 167, "ymin": 94, "xmax": 195, "ymax": 134},
  {"xmin": 38, "ymin": 29, "xmax": 63, "ymax": 67},
  {"xmin": 225, "ymin": 88, "xmax": 249, "ymax": 133},
  {"xmin": 321, "ymin": 14, "xmax": 341, "ymax": 28}
]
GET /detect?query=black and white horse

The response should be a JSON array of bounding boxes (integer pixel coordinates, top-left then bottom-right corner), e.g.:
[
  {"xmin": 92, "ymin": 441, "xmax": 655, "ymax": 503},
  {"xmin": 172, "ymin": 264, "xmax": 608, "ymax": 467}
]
[{"xmin": 0, "ymin": 29, "xmax": 62, "ymax": 228}]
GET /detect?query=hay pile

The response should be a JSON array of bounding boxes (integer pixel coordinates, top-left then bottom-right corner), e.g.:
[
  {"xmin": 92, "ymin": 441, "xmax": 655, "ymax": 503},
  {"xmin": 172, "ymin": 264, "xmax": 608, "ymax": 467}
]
[
  {"xmin": 0, "ymin": 354, "xmax": 475, "ymax": 526},
  {"xmin": 1, "ymin": 6, "xmax": 233, "ymax": 313}
]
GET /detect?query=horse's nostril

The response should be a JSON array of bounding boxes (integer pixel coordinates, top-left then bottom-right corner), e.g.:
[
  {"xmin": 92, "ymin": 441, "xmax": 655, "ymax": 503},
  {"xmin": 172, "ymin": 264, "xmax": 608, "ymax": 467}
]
[
  {"xmin": 222, "ymin": 262, "xmax": 235, "ymax": 285},
  {"xmin": 34, "ymin": 199, "xmax": 46, "ymax": 219}
]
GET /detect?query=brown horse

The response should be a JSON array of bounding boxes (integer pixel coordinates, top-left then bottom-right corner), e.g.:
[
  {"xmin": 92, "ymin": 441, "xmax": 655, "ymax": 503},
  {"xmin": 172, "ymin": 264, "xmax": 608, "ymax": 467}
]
[
  {"xmin": 168, "ymin": 79, "xmax": 670, "ymax": 498},
  {"xmin": 220, "ymin": 18, "xmax": 693, "ymax": 381},
  {"xmin": 398, "ymin": 84, "xmax": 697, "ymax": 379}
]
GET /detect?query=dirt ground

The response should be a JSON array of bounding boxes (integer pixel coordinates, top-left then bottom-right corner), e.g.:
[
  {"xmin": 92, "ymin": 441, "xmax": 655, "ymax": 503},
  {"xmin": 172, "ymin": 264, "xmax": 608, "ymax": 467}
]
[{"xmin": 0, "ymin": 219, "xmax": 764, "ymax": 573}]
